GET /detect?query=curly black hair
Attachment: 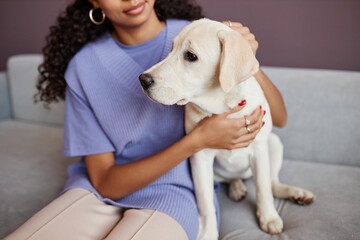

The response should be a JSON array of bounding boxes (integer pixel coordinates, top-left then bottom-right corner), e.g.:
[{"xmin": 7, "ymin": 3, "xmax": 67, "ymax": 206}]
[{"xmin": 35, "ymin": 0, "xmax": 203, "ymax": 106}]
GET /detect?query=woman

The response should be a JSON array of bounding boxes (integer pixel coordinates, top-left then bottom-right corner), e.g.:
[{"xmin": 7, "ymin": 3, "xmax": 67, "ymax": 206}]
[{"xmin": 5, "ymin": 0, "xmax": 286, "ymax": 239}]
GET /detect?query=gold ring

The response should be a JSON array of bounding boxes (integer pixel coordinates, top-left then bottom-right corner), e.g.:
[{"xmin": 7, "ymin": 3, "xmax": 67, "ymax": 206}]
[
  {"xmin": 246, "ymin": 126, "xmax": 251, "ymax": 133},
  {"xmin": 245, "ymin": 117, "xmax": 250, "ymax": 126}
]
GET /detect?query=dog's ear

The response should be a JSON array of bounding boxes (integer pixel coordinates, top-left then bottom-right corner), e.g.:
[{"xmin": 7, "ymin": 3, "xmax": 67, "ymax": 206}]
[{"xmin": 217, "ymin": 30, "xmax": 259, "ymax": 92}]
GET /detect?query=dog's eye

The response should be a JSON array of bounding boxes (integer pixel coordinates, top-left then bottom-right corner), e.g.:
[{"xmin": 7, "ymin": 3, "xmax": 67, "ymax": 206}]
[{"xmin": 184, "ymin": 51, "xmax": 198, "ymax": 62}]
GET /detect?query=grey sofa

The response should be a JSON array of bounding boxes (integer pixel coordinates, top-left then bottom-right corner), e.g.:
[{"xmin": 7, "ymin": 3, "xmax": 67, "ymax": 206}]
[{"xmin": 1, "ymin": 54, "xmax": 359, "ymax": 240}]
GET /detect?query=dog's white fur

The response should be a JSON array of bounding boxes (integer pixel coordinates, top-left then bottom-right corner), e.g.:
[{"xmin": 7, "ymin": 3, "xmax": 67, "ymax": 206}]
[{"xmin": 141, "ymin": 19, "xmax": 315, "ymax": 240}]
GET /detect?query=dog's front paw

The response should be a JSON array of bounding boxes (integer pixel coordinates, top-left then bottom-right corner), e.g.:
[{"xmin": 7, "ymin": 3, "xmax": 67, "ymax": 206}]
[
  {"xmin": 228, "ymin": 178, "xmax": 247, "ymax": 201},
  {"xmin": 260, "ymin": 217, "xmax": 283, "ymax": 235},
  {"xmin": 290, "ymin": 188, "xmax": 315, "ymax": 205},
  {"xmin": 257, "ymin": 210, "xmax": 283, "ymax": 234}
]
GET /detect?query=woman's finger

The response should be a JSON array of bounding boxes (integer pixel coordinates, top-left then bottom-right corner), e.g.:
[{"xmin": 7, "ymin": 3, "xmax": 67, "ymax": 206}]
[
  {"xmin": 242, "ymin": 106, "xmax": 262, "ymax": 127},
  {"xmin": 226, "ymin": 105, "xmax": 263, "ymax": 132},
  {"xmin": 236, "ymin": 127, "xmax": 260, "ymax": 143},
  {"xmin": 232, "ymin": 107, "xmax": 265, "ymax": 145},
  {"xmin": 244, "ymin": 33, "xmax": 256, "ymax": 41},
  {"xmin": 238, "ymin": 26, "xmax": 250, "ymax": 34},
  {"xmin": 232, "ymin": 134, "xmax": 259, "ymax": 148},
  {"xmin": 222, "ymin": 21, "xmax": 243, "ymax": 28},
  {"xmin": 222, "ymin": 100, "xmax": 247, "ymax": 118},
  {"xmin": 244, "ymin": 118, "xmax": 263, "ymax": 136}
]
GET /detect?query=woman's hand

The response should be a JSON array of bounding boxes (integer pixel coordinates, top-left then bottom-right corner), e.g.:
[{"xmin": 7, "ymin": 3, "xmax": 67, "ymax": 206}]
[
  {"xmin": 223, "ymin": 21, "xmax": 259, "ymax": 56},
  {"xmin": 190, "ymin": 102, "xmax": 265, "ymax": 151}
]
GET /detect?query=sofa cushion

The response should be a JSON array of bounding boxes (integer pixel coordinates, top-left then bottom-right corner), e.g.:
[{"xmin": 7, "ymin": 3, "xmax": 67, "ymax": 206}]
[
  {"xmin": 0, "ymin": 120, "xmax": 78, "ymax": 238},
  {"xmin": 7, "ymin": 55, "xmax": 65, "ymax": 125},
  {"xmin": 264, "ymin": 67, "xmax": 360, "ymax": 167},
  {"xmin": 218, "ymin": 160, "xmax": 360, "ymax": 240},
  {"xmin": 0, "ymin": 72, "xmax": 11, "ymax": 120}
]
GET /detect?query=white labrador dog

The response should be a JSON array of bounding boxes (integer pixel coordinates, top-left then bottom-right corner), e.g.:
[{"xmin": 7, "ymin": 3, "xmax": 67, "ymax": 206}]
[{"xmin": 139, "ymin": 19, "xmax": 315, "ymax": 240}]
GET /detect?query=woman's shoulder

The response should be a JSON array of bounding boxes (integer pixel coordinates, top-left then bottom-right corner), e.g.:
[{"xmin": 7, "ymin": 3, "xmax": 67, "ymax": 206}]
[
  {"xmin": 164, "ymin": 19, "xmax": 192, "ymax": 48},
  {"xmin": 167, "ymin": 18, "xmax": 191, "ymax": 30},
  {"xmin": 69, "ymin": 33, "xmax": 112, "ymax": 67},
  {"xmin": 65, "ymin": 33, "xmax": 113, "ymax": 87}
]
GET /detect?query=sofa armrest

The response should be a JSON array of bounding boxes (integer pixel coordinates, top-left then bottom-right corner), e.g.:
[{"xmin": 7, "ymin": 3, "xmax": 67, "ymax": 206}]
[{"xmin": 0, "ymin": 72, "xmax": 11, "ymax": 120}]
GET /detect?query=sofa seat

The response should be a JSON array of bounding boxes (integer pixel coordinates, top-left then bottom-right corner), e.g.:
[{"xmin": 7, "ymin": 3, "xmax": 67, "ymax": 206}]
[
  {"xmin": 218, "ymin": 161, "xmax": 360, "ymax": 240},
  {"xmin": 0, "ymin": 120, "xmax": 78, "ymax": 238},
  {"xmin": 1, "ymin": 119, "xmax": 359, "ymax": 239}
]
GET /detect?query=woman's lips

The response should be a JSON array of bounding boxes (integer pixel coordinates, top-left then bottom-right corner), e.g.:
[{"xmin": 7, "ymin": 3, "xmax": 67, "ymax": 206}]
[{"xmin": 123, "ymin": 2, "xmax": 146, "ymax": 16}]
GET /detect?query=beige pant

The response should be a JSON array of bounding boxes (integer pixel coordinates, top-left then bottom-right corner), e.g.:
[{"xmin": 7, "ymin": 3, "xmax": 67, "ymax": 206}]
[{"xmin": 5, "ymin": 188, "xmax": 189, "ymax": 240}]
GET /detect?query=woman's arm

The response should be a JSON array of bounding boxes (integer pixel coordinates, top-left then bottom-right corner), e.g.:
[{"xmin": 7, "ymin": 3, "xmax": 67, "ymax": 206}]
[
  {"xmin": 85, "ymin": 133, "xmax": 201, "ymax": 200},
  {"xmin": 223, "ymin": 21, "xmax": 287, "ymax": 127},
  {"xmin": 254, "ymin": 68, "xmax": 287, "ymax": 127},
  {"xmin": 85, "ymin": 104, "xmax": 264, "ymax": 201}
]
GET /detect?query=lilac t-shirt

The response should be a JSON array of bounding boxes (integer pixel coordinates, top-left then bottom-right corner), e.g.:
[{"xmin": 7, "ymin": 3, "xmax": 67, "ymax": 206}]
[
  {"xmin": 62, "ymin": 19, "xmax": 219, "ymax": 240},
  {"xmin": 115, "ymin": 24, "xmax": 167, "ymax": 70}
]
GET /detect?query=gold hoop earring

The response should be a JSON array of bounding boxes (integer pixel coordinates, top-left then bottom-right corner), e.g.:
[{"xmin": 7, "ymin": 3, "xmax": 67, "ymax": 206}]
[{"xmin": 89, "ymin": 7, "xmax": 106, "ymax": 25}]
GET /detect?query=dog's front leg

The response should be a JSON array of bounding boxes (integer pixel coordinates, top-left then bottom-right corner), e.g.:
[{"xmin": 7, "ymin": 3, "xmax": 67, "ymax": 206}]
[
  {"xmin": 191, "ymin": 150, "xmax": 218, "ymax": 240},
  {"xmin": 250, "ymin": 142, "xmax": 283, "ymax": 234}
]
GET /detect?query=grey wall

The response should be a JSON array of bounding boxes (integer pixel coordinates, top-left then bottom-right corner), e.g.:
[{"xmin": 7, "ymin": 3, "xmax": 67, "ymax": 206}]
[{"xmin": 0, "ymin": 0, "xmax": 359, "ymax": 71}]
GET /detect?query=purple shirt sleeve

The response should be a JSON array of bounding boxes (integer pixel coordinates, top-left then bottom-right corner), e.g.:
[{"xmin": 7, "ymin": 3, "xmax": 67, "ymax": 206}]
[{"xmin": 63, "ymin": 86, "xmax": 115, "ymax": 157}]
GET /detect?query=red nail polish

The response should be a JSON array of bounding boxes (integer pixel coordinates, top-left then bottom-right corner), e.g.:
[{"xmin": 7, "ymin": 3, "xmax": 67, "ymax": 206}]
[
  {"xmin": 260, "ymin": 105, "xmax": 262, "ymax": 110},
  {"xmin": 263, "ymin": 110, "xmax": 266, "ymax": 115},
  {"xmin": 238, "ymin": 100, "xmax": 247, "ymax": 106},
  {"xmin": 262, "ymin": 121, "xmax": 265, "ymax": 127}
]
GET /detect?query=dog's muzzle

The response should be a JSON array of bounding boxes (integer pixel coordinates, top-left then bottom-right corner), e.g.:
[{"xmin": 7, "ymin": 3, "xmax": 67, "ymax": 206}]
[{"xmin": 139, "ymin": 74, "xmax": 154, "ymax": 90}]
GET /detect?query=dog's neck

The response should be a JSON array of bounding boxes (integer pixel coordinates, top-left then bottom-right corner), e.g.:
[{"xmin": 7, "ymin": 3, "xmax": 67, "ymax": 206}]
[
  {"xmin": 188, "ymin": 77, "xmax": 260, "ymax": 121},
  {"xmin": 190, "ymin": 90, "xmax": 235, "ymax": 115},
  {"xmin": 190, "ymin": 81, "xmax": 251, "ymax": 114}
]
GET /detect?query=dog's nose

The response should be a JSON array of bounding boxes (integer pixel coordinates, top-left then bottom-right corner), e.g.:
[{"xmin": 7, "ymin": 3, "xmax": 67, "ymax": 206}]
[{"xmin": 139, "ymin": 74, "xmax": 154, "ymax": 90}]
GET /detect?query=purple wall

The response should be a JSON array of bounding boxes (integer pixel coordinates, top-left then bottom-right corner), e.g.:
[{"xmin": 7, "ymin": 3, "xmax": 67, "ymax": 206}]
[
  {"xmin": 0, "ymin": 0, "xmax": 70, "ymax": 71},
  {"xmin": 196, "ymin": 0, "xmax": 360, "ymax": 71},
  {"xmin": 1, "ymin": 0, "xmax": 359, "ymax": 71}
]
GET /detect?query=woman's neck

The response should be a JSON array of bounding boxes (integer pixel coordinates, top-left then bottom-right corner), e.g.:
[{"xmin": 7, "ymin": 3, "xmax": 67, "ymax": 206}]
[{"xmin": 112, "ymin": 11, "xmax": 166, "ymax": 45}]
